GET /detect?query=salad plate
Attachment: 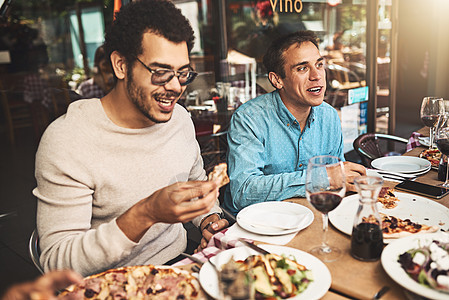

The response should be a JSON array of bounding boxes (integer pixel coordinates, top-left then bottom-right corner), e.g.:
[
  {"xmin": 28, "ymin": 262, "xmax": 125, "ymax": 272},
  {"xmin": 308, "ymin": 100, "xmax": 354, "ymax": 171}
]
[
  {"xmin": 381, "ymin": 232, "xmax": 449, "ymax": 299},
  {"xmin": 198, "ymin": 244, "xmax": 331, "ymax": 300}
]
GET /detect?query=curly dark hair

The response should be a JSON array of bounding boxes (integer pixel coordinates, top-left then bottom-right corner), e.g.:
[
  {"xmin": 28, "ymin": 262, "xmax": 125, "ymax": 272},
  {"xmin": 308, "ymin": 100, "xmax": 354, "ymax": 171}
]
[
  {"xmin": 263, "ymin": 30, "xmax": 319, "ymax": 79},
  {"xmin": 103, "ymin": 0, "xmax": 195, "ymax": 71}
]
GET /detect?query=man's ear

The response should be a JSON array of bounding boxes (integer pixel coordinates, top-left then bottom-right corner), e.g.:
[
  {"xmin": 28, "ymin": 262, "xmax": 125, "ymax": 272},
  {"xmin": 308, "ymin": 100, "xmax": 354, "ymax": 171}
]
[
  {"xmin": 268, "ymin": 72, "xmax": 283, "ymax": 90},
  {"xmin": 110, "ymin": 51, "xmax": 127, "ymax": 80}
]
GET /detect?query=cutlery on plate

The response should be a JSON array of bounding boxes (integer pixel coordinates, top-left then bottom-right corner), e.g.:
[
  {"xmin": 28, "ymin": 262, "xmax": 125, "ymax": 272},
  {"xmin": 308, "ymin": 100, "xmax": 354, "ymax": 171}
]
[
  {"xmin": 369, "ymin": 169, "xmax": 418, "ymax": 180},
  {"xmin": 372, "ymin": 286, "xmax": 390, "ymax": 299},
  {"xmin": 238, "ymin": 238, "xmax": 270, "ymax": 255}
]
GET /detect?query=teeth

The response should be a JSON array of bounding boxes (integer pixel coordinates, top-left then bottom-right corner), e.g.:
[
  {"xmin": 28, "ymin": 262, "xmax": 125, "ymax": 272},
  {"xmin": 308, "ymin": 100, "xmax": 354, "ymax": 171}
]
[
  {"xmin": 308, "ymin": 87, "xmax": 321, "ymax": 92},
  {"xmin": 157, "ymin": 98, "xmax": 173, "ymax": 106}
]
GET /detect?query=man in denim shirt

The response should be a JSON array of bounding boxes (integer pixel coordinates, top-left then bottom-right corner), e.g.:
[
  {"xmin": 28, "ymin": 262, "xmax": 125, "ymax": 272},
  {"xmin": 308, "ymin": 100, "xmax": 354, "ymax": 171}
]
[{"xmin": 224, "ymin": 31, "xmax": 366, "ymax": 215}]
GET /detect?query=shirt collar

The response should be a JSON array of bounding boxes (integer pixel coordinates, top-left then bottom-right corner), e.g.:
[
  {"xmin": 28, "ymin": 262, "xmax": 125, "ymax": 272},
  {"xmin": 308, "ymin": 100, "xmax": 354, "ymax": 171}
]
[{"xmin": 272, "ymin": 90, "xmax": 317, "ymax": 128}]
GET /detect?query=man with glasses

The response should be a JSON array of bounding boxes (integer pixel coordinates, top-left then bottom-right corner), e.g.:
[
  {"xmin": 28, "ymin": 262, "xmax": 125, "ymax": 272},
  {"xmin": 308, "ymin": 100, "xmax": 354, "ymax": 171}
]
[{"xmin": 34, "ymin": 0, "xmax": 227, "ymax": 277}]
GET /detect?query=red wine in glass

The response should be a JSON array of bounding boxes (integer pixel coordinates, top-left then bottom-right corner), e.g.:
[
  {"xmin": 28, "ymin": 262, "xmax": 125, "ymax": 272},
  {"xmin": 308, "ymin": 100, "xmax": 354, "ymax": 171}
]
[
  {"xmin": 436, "ymin": 138, "xmax": 449, "ymax": 155},
  {"xmin": 421, "ymin": 114, "xmax": 440, "ymax": 127},
  {"xmin": 309, "ymin": 192, "xmax": 342, "ymax": 213}
]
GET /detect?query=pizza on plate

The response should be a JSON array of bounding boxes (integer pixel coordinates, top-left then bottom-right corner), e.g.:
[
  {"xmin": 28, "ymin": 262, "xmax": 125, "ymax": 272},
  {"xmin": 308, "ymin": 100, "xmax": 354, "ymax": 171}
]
[
  {"xmin": 419, "ymin": 149, "xmax": 441, "ymax": 168},
  {"xmin": 361, "ymin": 214, "xmax": 439, "ymax": 239},
  {"xmin": 208, "ymin": 162, "xmax": 230, "ymax": 188},
  {"xmin": 58, "ymin": 265, "xmax": 206, "ymax": 299},
  {"xmin": 381, "ymin": 214, "xmax": 440, "ymax": 239},
  {"xmin": 377, "ymin": 187, "xmax": 400, "ymax": 209}
]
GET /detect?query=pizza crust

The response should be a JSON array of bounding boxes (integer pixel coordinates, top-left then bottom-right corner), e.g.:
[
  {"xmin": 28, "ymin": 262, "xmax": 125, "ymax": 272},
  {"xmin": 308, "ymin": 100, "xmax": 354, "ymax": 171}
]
[{"xmin": 208, "ymin": 162, "xmax": 230, "ymax": 188}]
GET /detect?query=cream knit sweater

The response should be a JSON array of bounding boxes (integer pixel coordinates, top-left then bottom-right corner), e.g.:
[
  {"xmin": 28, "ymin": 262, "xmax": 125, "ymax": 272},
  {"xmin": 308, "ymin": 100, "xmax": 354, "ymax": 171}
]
[{"xmin": 33, "ymin": 99, "xmax": 220, "ymax": 276}]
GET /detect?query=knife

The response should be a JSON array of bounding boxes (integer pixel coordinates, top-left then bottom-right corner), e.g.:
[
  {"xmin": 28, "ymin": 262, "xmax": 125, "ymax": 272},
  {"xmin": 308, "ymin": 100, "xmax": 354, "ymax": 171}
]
[{"xmin": 238, "ymin": 238, "xmax": 270, "ymax": 255}]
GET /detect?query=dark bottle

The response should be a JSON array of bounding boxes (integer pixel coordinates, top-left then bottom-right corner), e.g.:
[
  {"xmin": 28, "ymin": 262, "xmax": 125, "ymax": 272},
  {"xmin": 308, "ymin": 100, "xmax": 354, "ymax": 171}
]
[
  {"xmin": 351, "ymin": 176, "xmax": 384, "ymax": 261},
  {"xmin": 351, "ymin": 223, "xmax": 384, "ymax": 261}
]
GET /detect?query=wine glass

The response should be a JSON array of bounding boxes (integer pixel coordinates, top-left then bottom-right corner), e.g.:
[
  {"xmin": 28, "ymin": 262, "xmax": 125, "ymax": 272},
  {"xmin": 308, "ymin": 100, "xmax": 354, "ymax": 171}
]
[
  {"xmin": 420, "ymin": 97, "xmax": 444, "ymax": 149},
  {"xmin": 435, "ymin": 113, "xmax": 449, "ymax": 188},
  {"xmin": 306, "ymin": 155, "xmax": 346, "ymax": 262}
]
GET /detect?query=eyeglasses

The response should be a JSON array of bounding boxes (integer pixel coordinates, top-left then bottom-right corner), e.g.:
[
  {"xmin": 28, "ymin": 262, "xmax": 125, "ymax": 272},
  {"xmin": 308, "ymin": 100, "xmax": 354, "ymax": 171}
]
[{"xmin": 135, "ymin": 57, "xmax": 198, "ymax": 86}]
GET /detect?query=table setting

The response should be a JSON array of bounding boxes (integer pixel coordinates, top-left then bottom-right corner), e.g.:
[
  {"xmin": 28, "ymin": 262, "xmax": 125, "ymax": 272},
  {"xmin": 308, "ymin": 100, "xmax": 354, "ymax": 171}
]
[{"xmin": 57, "ymin": 99, "xmax": 449, "ymax": 300}]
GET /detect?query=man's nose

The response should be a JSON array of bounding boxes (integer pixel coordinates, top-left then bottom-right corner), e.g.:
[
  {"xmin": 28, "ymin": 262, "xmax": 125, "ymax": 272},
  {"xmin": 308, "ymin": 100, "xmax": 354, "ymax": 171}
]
[
  {"xmin": 309, "ymin": 67, "xmax": 322, "ymax": 81},
  {"xmin": 164, "ymin": 75, "xmax": 183, "ymax": 93}
]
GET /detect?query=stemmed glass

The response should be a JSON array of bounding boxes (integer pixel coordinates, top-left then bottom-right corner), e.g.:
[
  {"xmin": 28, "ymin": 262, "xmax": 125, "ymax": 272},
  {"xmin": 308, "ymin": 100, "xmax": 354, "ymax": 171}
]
[
  {"xmin": 435, "ymin": 113, "xmax": 449, "ymax": 188},
  {"xmin": 420, "ymin": 97, "xmax": 444, "ymax": 149},
  {"xmin": 306, "ymin": 155, "xmax": 346, "ymax": 262}
]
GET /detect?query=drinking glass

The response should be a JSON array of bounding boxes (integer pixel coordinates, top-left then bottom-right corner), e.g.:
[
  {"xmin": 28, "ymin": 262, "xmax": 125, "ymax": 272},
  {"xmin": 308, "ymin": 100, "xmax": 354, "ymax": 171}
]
[
  {"xmin": 435, "ymin": 113, "xmax": 449, "ymax": 187},
  {"xmin": 306, "ymin": 155, "xmax": 346, "ymax": 262},
  {"xmin": 420, "ymin": 97, "xmax": 444, "ymax": 149}
]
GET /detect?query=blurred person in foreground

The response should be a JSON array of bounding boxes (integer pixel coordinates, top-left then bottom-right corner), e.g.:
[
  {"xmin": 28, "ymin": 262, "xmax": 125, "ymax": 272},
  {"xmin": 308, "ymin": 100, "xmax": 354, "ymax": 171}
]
[
  {"xmin": 224, "ymin": 30, "xmax": 366, "ymax": 215},
  {"xmin": 77, "ymin": 45, "xmax": 114, "ymax": 99},
  {"xmin": 1, "ymin": 270, "xmax": 82, "ymax": 300},
  {"xmin": 34, "ymin": 0, "xmax": 227, "ymax": 277}
]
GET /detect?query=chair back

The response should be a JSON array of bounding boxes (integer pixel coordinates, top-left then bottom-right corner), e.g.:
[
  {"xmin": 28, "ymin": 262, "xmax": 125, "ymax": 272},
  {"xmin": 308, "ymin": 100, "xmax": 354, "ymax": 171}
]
[
  {"xmin": 29, "ymin": 229, "xmax": 44, "ymax": 274},
  {"xmin": 353, "ymin": 133, "xmax": 408, "ymax": 167}
]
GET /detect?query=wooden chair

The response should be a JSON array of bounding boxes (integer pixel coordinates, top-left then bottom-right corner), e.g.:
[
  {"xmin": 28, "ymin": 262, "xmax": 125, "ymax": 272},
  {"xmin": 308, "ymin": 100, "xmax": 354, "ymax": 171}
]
[
  {"xmin": 1, "ymin": 89, "xmax": 34, "ymax": 145},
  {"xmin": 353, "ymin": 133, "xmax": 409, "ymax": 167}
]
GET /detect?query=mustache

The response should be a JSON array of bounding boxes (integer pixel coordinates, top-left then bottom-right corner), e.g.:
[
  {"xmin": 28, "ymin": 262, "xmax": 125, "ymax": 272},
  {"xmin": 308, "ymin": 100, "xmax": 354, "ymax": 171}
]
[{"xmin": 154, "ymin": 92, "xmax": 181, "ymax": 99}]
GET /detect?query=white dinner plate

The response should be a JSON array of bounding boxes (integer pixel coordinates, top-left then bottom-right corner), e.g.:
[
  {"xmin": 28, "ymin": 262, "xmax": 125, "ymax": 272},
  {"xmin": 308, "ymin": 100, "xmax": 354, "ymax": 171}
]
[
  {"xmin": 236, "ymin": 201, "xmax": 314, "ymax": 235},
  {"xmin": 371, "ymin": 156, "xmax": 431, "ymax": 174},
  {"xmin": 381, "ymin": 232, "xmax": 449, "ymax": 300},
  {"xmin": 328, "ymin": 192, "xmax": 449, "ymax": 243},
  {"xmin": 198, "ymin": 244, "xmax": 331, "ymax": 300}
]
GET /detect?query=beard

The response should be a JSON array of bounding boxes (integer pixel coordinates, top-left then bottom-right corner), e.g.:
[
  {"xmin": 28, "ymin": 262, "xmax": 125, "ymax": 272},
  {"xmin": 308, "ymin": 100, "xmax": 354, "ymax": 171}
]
[{"xmin": 126, "ymin": 68, "xmax": 180, "ymax": 124}]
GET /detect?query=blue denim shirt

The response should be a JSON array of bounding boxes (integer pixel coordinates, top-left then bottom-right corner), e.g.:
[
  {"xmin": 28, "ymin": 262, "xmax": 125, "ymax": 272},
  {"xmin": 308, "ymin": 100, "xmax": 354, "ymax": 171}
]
[{"xmin": 223, "ymin": 90, "xmax": 345, "ymax": 215}]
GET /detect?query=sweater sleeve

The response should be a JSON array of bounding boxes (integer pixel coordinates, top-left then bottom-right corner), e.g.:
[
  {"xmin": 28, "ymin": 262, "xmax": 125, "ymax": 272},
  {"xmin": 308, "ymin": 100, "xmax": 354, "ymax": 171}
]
[{"xmin": 34, "ymin": 127, "xmax": 138, "ymax": 277}]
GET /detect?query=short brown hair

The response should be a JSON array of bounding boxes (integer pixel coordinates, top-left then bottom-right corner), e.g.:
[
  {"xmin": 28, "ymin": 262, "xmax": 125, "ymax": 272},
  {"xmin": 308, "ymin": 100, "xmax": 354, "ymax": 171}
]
[{"xmin": 263, "ymin": 30, "xmax": 319, "ymax": 78}]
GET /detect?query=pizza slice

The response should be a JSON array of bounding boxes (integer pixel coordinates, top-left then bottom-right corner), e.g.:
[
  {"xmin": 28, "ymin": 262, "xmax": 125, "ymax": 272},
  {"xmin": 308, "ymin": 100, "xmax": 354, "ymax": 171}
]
[
  {"xmin": 419, "ymin": 149, "xmax": 441, "ymax": 168},
  {"xmin": 381, "ymin": 214, "xmax": 440, "ymax": 239},
  {"xmin": 377, "ymin": 187, "xmax": 400, "ymax": 209},
  {"xmin": 208, "ymin": 162, "xmax": 230, "ymax": 188}
]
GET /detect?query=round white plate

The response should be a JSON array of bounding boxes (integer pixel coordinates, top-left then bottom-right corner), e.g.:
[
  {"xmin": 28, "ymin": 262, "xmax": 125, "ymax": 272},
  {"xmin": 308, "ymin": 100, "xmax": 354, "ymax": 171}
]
[
  {"xmin": 198, "ymin": 244, "xmax": 331, "ymax": 300},
  {"xmin": 381, "ymin": 232, "xmax": 449, "ymax": 300},
  {"xmin": 371, "ymin": 156, "xmax": 431, "ymax": 174},
  {"xmin": 328, "ymin": 192, "xmax": 449, "ymax": 243},
  {"xmin": 236, "ymin": 201, "xmax": 314, "ymax": 235}
]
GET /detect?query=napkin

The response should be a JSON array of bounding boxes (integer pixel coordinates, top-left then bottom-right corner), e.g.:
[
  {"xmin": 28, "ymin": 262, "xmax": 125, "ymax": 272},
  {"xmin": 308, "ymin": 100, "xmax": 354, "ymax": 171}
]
[{"xmin": 240, "ymin": 209, "xmax": 308, "ymax": 230}]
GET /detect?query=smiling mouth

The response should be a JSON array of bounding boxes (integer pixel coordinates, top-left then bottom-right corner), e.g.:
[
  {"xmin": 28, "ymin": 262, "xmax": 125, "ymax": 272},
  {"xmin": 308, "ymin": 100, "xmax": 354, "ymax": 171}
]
[
  {"xmin": 307, "ymin": 87, "xmax": 323, "ymax": 93},
  {"xmin": 156, "ymin": 97, "xmax": 175, "ymax": 107}
]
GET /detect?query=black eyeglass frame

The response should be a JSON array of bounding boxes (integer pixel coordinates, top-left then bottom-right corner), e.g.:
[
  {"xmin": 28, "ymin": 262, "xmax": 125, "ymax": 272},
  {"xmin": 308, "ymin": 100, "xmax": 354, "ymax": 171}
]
[{"xmin": 134, "ymin": 57, "xmax": 198, "ymax": 86}]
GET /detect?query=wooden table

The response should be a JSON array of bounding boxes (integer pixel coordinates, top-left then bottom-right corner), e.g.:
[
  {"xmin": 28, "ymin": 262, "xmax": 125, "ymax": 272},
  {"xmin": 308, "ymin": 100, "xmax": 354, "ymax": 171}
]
[{"xmin": 279, "ymin": 130, "xmax": 446, "ymax": 299}]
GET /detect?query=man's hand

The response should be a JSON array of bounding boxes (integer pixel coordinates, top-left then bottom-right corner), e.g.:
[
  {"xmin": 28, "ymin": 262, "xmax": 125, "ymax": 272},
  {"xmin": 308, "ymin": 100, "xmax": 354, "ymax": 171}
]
[
  {"xmin": 343, "ymin": 161, "xmax": 366, "ymax": 192},
  {"xmin": 195, "ymin": 214, "xmax": 229, "ymax": 253},
  {"xmin": 2, "ymin": 270, "xmax": 83, "ymax": 300},
  {"xmin": 117, "ymin": 181, "xmax": 219, "ymax": 242}
]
